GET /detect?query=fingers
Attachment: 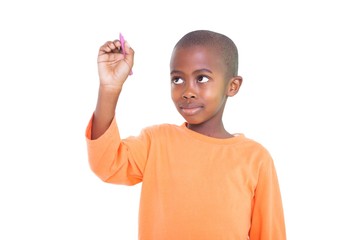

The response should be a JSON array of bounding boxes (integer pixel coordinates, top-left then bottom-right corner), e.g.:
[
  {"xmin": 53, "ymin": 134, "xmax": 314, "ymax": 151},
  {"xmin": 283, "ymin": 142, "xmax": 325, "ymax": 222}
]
[
  {"xmin": 97, "ymin": 39, "xmax": 135, "ymax": 75},
  {"xmin": 99, "ymin": 40, "xmax": 122, "ymax": 54}
]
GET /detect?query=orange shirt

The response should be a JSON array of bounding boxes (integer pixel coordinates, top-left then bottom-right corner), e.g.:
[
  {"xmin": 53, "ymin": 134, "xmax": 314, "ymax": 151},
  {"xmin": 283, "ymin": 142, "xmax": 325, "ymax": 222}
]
[{"xmin": 86, "ymin": 116, "xmax": 286, "ymax": 240}]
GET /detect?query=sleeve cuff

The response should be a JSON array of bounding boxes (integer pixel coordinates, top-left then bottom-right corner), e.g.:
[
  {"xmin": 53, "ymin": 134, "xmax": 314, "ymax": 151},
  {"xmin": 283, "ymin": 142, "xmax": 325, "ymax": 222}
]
[{"xmin": 85, "ymin": 113, "xmax": 119, "ymax": 144}]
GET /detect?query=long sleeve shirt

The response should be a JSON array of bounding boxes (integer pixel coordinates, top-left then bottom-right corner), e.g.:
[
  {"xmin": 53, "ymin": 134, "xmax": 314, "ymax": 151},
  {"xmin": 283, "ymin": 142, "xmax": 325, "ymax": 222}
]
[{"xmin": 86, "ymin": 116, "xmax": 286, "ymax": 240}]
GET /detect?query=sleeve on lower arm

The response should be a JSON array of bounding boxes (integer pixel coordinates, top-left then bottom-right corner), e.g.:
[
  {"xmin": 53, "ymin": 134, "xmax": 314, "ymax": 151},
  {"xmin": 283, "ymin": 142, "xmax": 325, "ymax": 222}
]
[
  {"xmin": 85, "ymin": 114, "xmax": 144, "ymax": 185},
  {"xmin": 249, "ymin": 157, "xmax": 286, "ymax": 240}
]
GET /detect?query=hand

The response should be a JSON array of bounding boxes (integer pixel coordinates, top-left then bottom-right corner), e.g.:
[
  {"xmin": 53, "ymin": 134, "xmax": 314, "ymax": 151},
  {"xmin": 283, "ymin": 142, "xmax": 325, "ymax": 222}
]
[{"xmin": 97, "ymin": 40, "xmax": 134, "ymax": 92}]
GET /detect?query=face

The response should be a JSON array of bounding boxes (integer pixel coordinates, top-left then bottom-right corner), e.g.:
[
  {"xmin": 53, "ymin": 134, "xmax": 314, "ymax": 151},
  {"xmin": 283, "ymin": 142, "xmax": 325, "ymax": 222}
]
[{"xmin": 170, "ymin": 45, "xmax": 232, "ymax": 126}]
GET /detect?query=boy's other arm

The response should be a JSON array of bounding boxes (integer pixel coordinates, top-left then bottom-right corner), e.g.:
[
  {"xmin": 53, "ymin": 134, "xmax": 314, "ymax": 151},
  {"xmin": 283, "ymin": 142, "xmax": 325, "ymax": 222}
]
[
  {"xmin": 91, "ymin": 40, "xmax": 134, "ymax": 139},
  {"xmin": 249, "ymin": 156, "xmax": 286, "ymax": 239}
]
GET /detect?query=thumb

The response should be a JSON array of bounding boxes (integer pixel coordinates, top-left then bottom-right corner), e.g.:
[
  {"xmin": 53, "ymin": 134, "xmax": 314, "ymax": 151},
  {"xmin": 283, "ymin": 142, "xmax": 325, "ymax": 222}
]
[{"xmin": 124, "ymin": 41, "xmax": 134, "ymax": 74}]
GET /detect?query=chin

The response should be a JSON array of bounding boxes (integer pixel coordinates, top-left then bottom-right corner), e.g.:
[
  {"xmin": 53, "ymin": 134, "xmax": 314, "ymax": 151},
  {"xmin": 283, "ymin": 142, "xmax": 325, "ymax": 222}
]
[
  {"xmin": 182, "ymin": 116, "xmax": 204, "ymax": 125},
  {"xmin": 177, "ymin": 110, "xmax": 206, "ymax": 125}
]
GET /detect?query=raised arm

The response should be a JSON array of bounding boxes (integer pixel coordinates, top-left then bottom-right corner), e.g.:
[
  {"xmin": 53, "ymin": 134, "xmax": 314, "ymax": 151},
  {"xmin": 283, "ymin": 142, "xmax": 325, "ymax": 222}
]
[{"xmin": 91, "ymin": 39, "xmax": 134, "ymax": 139}]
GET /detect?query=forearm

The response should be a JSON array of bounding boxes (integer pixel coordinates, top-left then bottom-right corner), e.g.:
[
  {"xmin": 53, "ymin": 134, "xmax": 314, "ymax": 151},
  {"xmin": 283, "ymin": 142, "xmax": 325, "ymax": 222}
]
[
  {"xmin": 91, "ymin": 37, "xmax": 134, "ymax": 139},
  {"xmin": 91, "ymin": 86, "xmax": 122, "ymax": 139}
]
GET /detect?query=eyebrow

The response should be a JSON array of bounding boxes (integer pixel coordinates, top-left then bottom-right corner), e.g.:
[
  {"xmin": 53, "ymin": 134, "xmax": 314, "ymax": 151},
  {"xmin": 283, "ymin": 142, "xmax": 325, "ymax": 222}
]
[{"xmin": 170, "ymin": 68, "xmax": 213, "ymax": 75}]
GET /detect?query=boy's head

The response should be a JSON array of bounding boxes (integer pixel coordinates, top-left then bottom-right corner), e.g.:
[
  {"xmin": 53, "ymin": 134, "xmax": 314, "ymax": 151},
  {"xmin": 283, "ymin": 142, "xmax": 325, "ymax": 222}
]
[
  {"xmin": 169, "ymin": 30, "xmax": 242, "ymax": 129},
  {"xmin": 173, "ymin": 30, "xmax": 238, "ymax": 79}
]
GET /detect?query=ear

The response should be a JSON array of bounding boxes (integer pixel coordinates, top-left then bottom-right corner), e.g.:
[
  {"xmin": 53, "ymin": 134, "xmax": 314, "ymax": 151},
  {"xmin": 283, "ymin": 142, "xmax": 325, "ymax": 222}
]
[{"xmin": 226, "ymin": 76, "xmax": 243, "ymax": 97}]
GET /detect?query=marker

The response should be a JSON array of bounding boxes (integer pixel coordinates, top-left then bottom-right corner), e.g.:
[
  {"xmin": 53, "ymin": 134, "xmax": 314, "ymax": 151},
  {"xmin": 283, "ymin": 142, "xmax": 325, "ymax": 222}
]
[{"xmin": 120, "ymin": 33, "xmax": 133, "ymax": 75}]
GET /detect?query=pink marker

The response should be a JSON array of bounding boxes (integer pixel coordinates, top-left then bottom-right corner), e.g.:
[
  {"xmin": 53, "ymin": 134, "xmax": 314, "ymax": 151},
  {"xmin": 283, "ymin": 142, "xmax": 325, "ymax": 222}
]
[{"xmin": 120, "ymin": 33, "xmax": 133, "ymax": 75}]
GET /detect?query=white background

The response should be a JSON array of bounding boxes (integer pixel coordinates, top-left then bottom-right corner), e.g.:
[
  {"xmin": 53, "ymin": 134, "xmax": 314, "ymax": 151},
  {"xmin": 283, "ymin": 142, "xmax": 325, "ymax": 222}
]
[{"xmin": 1, "ymin": 0, "xmax": 359, "ymax": 239}]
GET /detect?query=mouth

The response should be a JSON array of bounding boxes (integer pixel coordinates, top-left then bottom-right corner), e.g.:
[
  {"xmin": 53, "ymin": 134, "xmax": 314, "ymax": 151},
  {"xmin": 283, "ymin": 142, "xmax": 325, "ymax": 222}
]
[{"xmin": 179, "ymin": 104, "xmax": 203, "ymax": 116}]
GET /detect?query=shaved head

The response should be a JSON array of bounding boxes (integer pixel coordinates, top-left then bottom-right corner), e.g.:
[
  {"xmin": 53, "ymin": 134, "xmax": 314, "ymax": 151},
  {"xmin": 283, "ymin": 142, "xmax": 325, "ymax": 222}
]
[{"xmin": 173, "ymin": 30, "xmax": 239, "ymax": 79}]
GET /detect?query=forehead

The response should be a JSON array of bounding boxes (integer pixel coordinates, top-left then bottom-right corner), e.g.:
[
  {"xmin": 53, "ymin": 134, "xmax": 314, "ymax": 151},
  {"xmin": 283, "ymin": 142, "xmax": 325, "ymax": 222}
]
[{"xmin": 170, "ymin": 45, "xmax": 225, "ymax": 72}]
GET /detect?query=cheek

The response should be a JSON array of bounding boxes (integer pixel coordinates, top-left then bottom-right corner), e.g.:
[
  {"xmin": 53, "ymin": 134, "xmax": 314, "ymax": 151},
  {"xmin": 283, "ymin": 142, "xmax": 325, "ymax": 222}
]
[
  {"xmin": 171, "ymin": 87, "xmax": 180, "ymax": 102},
  {"xmin": 202, "ymin": 87, "xmax": 224, "ymax": 102}
]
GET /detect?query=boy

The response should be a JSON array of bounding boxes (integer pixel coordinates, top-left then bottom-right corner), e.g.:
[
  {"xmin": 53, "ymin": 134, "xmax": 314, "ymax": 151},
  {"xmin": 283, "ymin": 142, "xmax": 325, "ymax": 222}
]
[{"xmin": 86, "ymin": 30, "xmax": 286, "ymax": 239}]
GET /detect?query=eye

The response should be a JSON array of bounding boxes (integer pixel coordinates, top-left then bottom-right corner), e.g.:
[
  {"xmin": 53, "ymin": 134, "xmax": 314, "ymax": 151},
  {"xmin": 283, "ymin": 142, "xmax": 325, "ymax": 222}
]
[
  {"xmin": 172, "ymin": 77, "xmax": 184, "ymax": 85},
  {"xmin": 197, "ymin": 75, "xmax": 210, "ymax": 83}
]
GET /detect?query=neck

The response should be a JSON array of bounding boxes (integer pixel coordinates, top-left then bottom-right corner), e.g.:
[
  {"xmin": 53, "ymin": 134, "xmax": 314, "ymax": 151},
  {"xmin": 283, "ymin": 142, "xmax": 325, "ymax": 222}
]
[{"xmin": 187, "ymin": 121, "xmax": 233, "ymax": 139}]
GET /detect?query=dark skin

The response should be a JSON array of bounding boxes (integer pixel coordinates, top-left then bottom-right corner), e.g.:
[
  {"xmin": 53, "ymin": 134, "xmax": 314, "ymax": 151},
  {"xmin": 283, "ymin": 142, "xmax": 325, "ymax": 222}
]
[
  {"xmin": 91, "ymin": 39, "xmax": 242, "ymax": 140},
  {"xmin": 170, "ymin": 45, "xmax": 242, "ymax": 138},
  {"xmin": 91, "ymin": 39, "xmax": 134, "ymax": 140}
]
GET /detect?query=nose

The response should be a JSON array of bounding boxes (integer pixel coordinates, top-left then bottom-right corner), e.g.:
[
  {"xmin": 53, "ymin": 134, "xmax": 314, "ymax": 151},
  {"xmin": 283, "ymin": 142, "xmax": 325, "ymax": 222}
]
[
  {"xmin": 182, "ymin": 81, "xmax": 197, "ymax": 99},
  {"xmin": 182, "ymin": 93, "xmax": 196, "ymax": 99}
]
